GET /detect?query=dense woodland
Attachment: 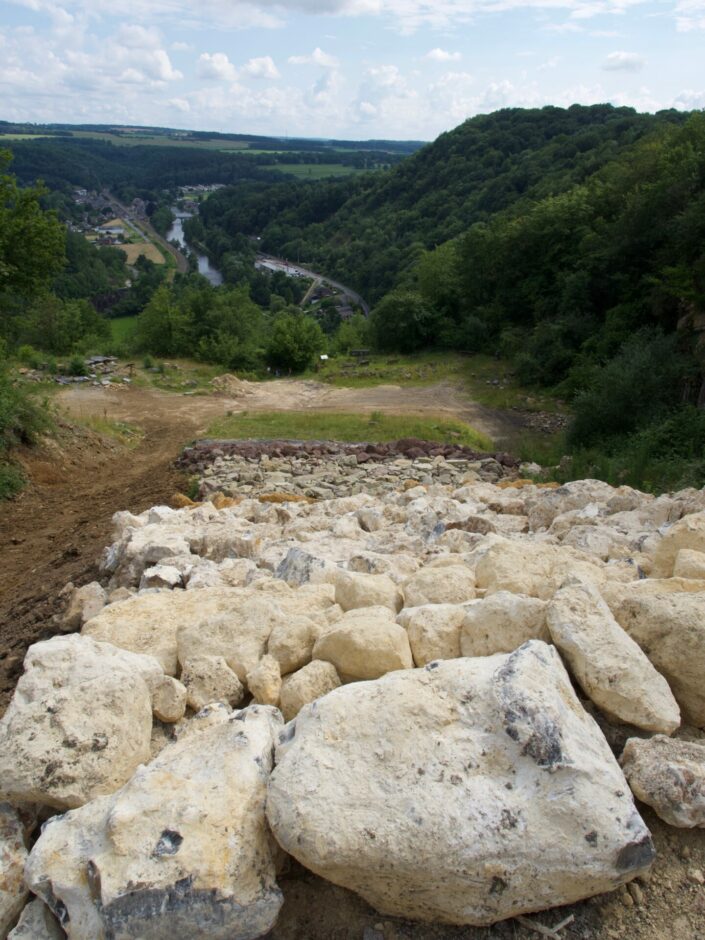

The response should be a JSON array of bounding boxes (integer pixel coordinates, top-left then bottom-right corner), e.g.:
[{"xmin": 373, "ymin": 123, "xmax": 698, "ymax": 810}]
[{"xmin": 2, "ymin": 104, "xmax": 705, "ymax": 493}]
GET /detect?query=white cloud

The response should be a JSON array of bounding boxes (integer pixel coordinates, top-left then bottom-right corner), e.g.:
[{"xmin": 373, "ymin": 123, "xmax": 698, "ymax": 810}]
[
  {"xmin": 602, "ymin": 50, "xmax": 646, "ymax": 70},
  {"xmin": 242, "ymin": 55, "xmax": 280, "ymax": 79},
  {"xmin": 170, "ymin": 40, "xmax": 191, "ymax": 51},
  {"xmin": 168, "ymin": 96, "xmax": 191, "ymax": 111},
  {"xmin": 197, "ymin": 51, "xmax": 239, "ymax": 82},
  {"xmin": 424, "ymin": 47, "xmax": 461, "ymax": 62},
  {"xmin": 288, "ymin": 46, "xmax": 338, "ymax": 67}
]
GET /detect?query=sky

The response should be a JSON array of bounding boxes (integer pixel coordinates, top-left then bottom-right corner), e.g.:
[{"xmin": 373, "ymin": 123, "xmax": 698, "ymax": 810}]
[{"xmin": 0, "ymin": 0, "xmax": 704, "ymax": 141}]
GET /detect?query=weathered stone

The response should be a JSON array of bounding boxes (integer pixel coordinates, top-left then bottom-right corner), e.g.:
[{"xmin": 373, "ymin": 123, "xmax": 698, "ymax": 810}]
[
  {"xmin": 402, "ymin": 565, "xmax": 475, "ymax": 608},
  {"xmin": 312, "ymin": 607, "xmax": 413, "ymax": 681},
  {"xmin": 267, "ymin": 617, "xmax": 317, "ymax": 675},
  {"xmin": 279, "ymin": 661, "xmax": 342, "ymax": 722},
  {"xmin": 652, "ymin": 512, "xmax": 705, "ymax": 577},
  {"xmin": 460, "ymin": 592, "xmax": 548, "ymax": 658},
  {"xmin": 7, "ymin": 898, "xmax": 64, "ymax": 940},
  {"xmin": 673, "ymin": 548, "xmax": 705, "ymax": 580},
  {"xmin": 151, "ymin": 675, "xmax": 187, "ymax": 723},
  {"xmin": 247, "ymin": 655, "xmax": 282, "ymax": 706},
  {"xmin": 547, "ymin": 582, "xmax": 680, "ymax": 734},
  {"xmin": 60, "ymin": 581, "xmax": 107, "ymax": 632},
  {"xmin": 27, "ymin": 705, "xmax": 284, "ymax": 940},
  {"xmin": 397, "ymin": 604, "xmax": 464, "ymax": 665},
  {"xmin": 606, "ymin": 589, "xmax": 705, "ymax": 727},
  {"xmin": 0, "ymin": 636, "xmax": 161, "ymax": 809},
  {"xmin": 180, "ymin": 655, "xmax": 244, "ymax": 711},
  {"xmin": 139, "ymin": 564, "xmax": 183, "ymax": 590},
  {"xmin": 267, "ymin": 641, "xmax": 654, "ymax": 926},
  {"xmin": 621, "ymin": 735, "xmax": 705, "ymax": 828},
  {"xmin": 331, "ymin": 569, "xmax": 404, "ymax": 614},
  {"xmin": 0, "ymin": 803, "xmax": 28, "ymax": 937},
  {"xmin": 275, "ymin": 547, "xmax": 331, "ymax": 586}
]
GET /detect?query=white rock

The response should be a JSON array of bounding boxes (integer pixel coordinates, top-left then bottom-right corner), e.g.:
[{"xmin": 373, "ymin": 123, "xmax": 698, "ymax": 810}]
[
  {"xmin": 673, "ymin": 548, "xmax": 705, "ymax": 580},
  {"xmin": 652, "ymin": 512, "xmax": 705, "ymax": 577},
  {"xmin": 547, "ymin": 582, "xmax": 680, "ymax": 733},
  {"xmin": 0, "ymin": 636, "xmax": 162, "ymax": 809},
  {"xmin": 279, "ymin": 661, "xmax": 341, "ymax": 722},
  {"xmin": 397, "ymin": 604, "xmax": 464, "ymax": 665},
  {"xmin": 60, "ymin": 581, "xmax": 107, "ymax": 632},
  {"xmin": 267, "ymin": 641, "xmax": 654, "ymax": 926},
  {"xmin": 267, "ymin": 617, "xmax": 317, "ymax": 675},
  {"xmin": 460, "ymin": 592, "xmax": 548, "ymax": 658},
  {"xmin": 0, "ymin": 803, "xmax": 28, "ymax": 937},
  {"xmin": 151, "ymin": 675, "xmax": 187, "ymax": 723},
  {"xmin": 181, "ymin": 655, "xmax": 244, "ymax": 711},
  {"xmin": 247, "ymin": 655, "xmax": 282, "ymax": 706},
  {"xmin": 330, "ymin": 569, "xmax": 403, "ymax": 614},
  {"xmin": 139, "ymin": 564, "xmax": 183, "ymax": 590},
  {"xmin": 7, "ymin": 898, "xmax": 64, "ymax": 940},
  {"xmin": 402, "ymin": 565, "xmax": 475, "ymax": 607},
  {"xmin": 606, "ymin": 589, "xmax": 705, "ymax": 727},
  {"xmin": 312, "ymin": 607, "xmax": 413, "ymax": 681},
  {"xmin": 620, "ymin": 735, "xmax": 705, "ymax": 828},
  {"xmin": 26, "ymin": 705, "xmax": 284, "ymax": 940}
]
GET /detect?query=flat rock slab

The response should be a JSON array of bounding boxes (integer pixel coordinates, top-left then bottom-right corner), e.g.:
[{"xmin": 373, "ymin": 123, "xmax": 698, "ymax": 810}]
[
  {"xmin": 621, "ymin": 735, "xmax": 705, "ymax": 828},
  {"xmin": 267, "ymin": 640, "xmax": 654, "ymax": 926}
]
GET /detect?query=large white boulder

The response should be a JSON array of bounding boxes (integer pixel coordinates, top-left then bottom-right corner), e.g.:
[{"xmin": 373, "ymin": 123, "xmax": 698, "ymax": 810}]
[
  {"xmin": 673, "ymin": 548, "xmax": 705, "ymax": 580},
  {"xmin": 397, "ymin": 604, "xmax": 465, "ymax": 665},
  {"xmin": 0, "ymin": 635, "xmax": 162, "ymax": 809},
  {"xmin": 460, "ymin": 592, "xmax": 548, "ymax": 658},
  {"xmin": 26, "ymin": 705, "xmax": 284, "ymax": 940},
  {"xmin": 401, "ymin": 565, "xmax": 475, "ymax": 608},
  {"xmin": 620, "ymin": 735, "xmax": 705, "ymax": 828},
  {"xmin": 60, "ymin": 581, "xmax": 107, "ymax": 632},
  {"xmin": 605, "ymin": 589, "xmax": 705, "ymax": 727},
  {"xmin": 267, "ymin": 641, "xmax": 654, "ymax": 926},
  {"xmin": 279, "ymin": 660, "xmax": 341, "ymax": 722},
  {"xmin": 547, "ymin": 582, "xmax": 680, "ymax": 734},
  {"xmin": 180, "ymin": 655, "xmax": 244, "ymax": 711},
  {"xmin": 312, "ymin": 607, "xmax": 413, "ymax": 681},
  {"xmin": 329, "ymin": 569, "xmax": 403, "ymax": 614},
  {"xmin": 0, "ymin": 803, "xmax": 28, "ymax": 937},
  {"xmin": 652, "ymin": 512, "xmax": 705, "ymax": 577}
]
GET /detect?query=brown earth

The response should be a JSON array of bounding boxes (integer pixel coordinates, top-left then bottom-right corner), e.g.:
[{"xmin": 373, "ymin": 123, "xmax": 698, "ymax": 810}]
[{"xmin": 1, "ymin": 381, "xmax": 704, "ymax": 940}]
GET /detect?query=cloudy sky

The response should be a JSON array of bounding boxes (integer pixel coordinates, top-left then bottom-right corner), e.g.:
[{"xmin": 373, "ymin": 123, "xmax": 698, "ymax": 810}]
[{"xmin": 1, "ymin": 0, "xmax": 703, "ymax": 140}]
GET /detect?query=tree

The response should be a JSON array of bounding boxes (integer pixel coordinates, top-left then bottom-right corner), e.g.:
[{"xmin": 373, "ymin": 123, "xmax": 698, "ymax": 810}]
[
  {"xmin": 135, "ymin": 284, "xmax": 189, "ymax": 357},
  {"xmin": 267, "ymin": 312, "xmax": 325, "ymax": 372},
  {"xmin": 370, "ymin": 290, "xmax": 438, "ymax": 353}
]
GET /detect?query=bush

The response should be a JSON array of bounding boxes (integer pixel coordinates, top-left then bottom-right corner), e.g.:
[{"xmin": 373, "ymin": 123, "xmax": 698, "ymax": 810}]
[
  {"xmin": 67, "ymin": 356, "xmax": 86, "ymax": 377},
  {"xmin": 17, "ymin": 344, "xmax": 40, "ymax": 367}
]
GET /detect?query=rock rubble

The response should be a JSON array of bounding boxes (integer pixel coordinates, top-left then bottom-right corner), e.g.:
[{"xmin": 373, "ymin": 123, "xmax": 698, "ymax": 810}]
[{"xmin": 1, "ymin": 446, "xmax": 705, "ymax": 936}]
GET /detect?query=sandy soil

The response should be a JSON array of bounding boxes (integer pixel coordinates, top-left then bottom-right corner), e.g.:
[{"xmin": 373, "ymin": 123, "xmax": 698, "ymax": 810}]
[{"xmin": 1, "ymin": 381, "xmax": 704, "ymax": 940}]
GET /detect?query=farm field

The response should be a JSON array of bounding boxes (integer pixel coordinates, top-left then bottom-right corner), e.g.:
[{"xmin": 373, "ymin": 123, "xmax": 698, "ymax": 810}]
[
  {"xmin": 263, "ymin": 163, "xmax": 362, "ymax": 178},
  {"xmin": 118, "ymin": 243, "xmax": 165, "ymax": 264}
]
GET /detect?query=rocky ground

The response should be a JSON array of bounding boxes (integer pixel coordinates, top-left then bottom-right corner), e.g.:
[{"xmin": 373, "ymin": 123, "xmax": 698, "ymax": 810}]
[{"xmin": 2, "ymin": 443, "xmax": 705, "ymax": 939}]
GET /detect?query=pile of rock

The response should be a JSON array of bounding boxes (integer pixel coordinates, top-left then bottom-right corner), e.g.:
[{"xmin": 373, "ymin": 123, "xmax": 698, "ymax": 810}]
[
  {"xmin": 2, "ymin": 463, "xmax": 705, "ymax": 938},
  {"xmin": 178, "ymin": 437, "xmax": 526, "ymax": 499}
]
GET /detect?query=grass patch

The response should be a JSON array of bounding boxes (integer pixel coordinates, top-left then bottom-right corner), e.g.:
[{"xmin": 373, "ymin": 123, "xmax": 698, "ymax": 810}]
[
  {"xmin": 134, "ymin": 358, "xmax": 225, "ymax": 393},
  {"xmin": 263, "ymin": 164, "xmax": 362, "ymax": 179},
  {"xmin": 0, "ymin": 462, "xmax": 25, "ymax": 499},
  {"xmin": 73, "ymin": 414, "xmax": 143, "ymax": 447},
  {"xmin": 206, "ymin": 410, "xmax": 493, "ymax": 451},
  {"xmin": 109, "ymin": 317, "xmax": 138, "ymax": 344},
  {"xmin": 309, "ymin": 352, "xmax": 565, "ymax": 414}
]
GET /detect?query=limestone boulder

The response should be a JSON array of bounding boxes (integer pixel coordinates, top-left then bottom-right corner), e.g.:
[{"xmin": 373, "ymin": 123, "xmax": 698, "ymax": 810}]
[
  {"xmin": 605, "ymin": 589, "xmax": 705, "ymax": 727},
  {"xmin": 620, "ymin": 735, "xmax": 705, "ymax": 828},
  {"xmin": 267, "ymin": 641, "xmax": 654, "ymax": 925},
  {"xmin": 267, "ymin": 617, "xmax": 317, "ymax": 675},
  {"xmin": 524, "ymin": 480, "xmax": 617, "ymax": 531},
  {"xmin": 652, "ymin": 512, "xmax": 705, "ymax": 577},
  {"xmin": 329, "ymin": 569, "xmax": 403, "ymax": 614},
  {"xmin": 312, "ymin": 607, "xmax": 413, "ymax": 681},
  {"xmin": 7, "ymin": 898, "xmax": 64, "ymax": 940},
  {"xmin": 0, "ymin": 635, "xmax": 162, "ymax": 809},
  {"xmin": 0, "ymin": 803, "xmax": 28, "ymax": 937},
  {"xmin": 151, "ymin": 675, "xmax": 187, "ymax": 723},
  {"xmin": 103, "ymin": 524, "xmax": 193, "ymax": 587},
  {"xmin": 402, "ymin": 565, "xmax": 475, "ymax": 608},
  {"xmin": 460, "ymin": 592, "xmax": 548, "ymax": 658},
  {"xmin": 673, "ymin": 548, "xmax": 705, "ymax": 580},
  {"xmin": 397, "ymin": 604, "xmax": 464, "ymax": 665},
  {"xmin": 181, "ymin": 656, "xmax": 244, "ymax": 711},
  {"xmin": 247, "ymin": 655, "xmax": 282, "ymax": 706},
  {"xmin": 547, "ymin": 582, "xmax": 680, "ymax": 733},
  {"xmin": 279, "ymin": 661, "xmax": 341, "ymax": 722},
  {"xmin": 60, "ymin": 581, "xmax": 107, "ymax": 632},
  {"xmin": 26, "ymin": 705, "xmax": 284, "ymax": 940}
]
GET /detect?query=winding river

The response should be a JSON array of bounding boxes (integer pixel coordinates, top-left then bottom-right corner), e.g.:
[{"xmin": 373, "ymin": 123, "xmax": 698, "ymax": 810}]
[{"xmin": 166, "ymin": 211, "xmax": 223, "ymax": 287}]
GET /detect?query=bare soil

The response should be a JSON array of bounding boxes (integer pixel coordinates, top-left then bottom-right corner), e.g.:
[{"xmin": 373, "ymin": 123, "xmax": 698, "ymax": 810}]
[{"xmin": 1, "ymin": 381, "xmax": 703, "ymax": 940}]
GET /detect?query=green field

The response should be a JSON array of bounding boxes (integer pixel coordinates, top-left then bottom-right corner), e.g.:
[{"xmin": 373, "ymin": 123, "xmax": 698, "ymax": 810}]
[
  {"xmin": 109, "ymin": 316, "xmax": 138, "ymax": 344},
  {"xmin": 69, "ymin": 130, "xmax": 252, "ymax": 150},
  {"xmin": 263, "ymin": 164, "xmax": 362, "ymax": 179},
  {"xmin": 0, "ymin": 133, "xmax": 54, "ymax": 140},
  {"xmin": 207, "ymin": 410, "xmax": 492, "ymax": 450}
]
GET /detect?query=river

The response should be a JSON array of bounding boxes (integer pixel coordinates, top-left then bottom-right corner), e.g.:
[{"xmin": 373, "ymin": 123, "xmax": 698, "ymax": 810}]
[{"xmin": 166, "ymin": 212, "xmax": 223, "ymax": 286}]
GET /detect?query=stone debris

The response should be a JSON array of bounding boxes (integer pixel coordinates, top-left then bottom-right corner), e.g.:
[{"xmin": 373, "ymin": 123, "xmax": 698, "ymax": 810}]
[
  {"xmin": 620, "ymin": 735, "xmax": 705, "ymax": 828},
  {"xmin": 7, "ymin": 897, "xmax": 64, "ymax": 940},
  {"xmin": 0, "ymin": 803, "xmax": 28, "ymax": 937},
  {"xmin": 267, "ymin": 641, "xmax": 655, "ymax": 925},
  {"xmin": 3, "ymin": 445, "xmax": 705, "ymax": 933}
]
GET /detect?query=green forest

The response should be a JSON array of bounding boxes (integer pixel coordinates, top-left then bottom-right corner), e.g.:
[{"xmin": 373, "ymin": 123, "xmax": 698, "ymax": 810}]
[{"xmin": 2, "ymin": 103, "xmax": 705, "ymax": 494}]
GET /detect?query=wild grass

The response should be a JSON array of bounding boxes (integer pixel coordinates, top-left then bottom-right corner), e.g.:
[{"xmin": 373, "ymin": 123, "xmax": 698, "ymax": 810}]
[
  {"xmin": 206, "ymin": 409, "xmax": 493, "ymax": 451},
  {"xmin": 72, "ymin": 414, "xmax": 143, "ymax": 447}
]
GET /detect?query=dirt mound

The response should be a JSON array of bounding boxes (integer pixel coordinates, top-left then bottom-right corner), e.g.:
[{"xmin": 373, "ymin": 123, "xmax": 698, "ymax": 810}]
[{"xmin": 210, "ymin": 373, "xmax": 256, "ymax": 396}]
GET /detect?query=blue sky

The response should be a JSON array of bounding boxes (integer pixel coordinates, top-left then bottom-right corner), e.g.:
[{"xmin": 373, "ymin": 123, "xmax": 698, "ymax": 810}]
[{"xmin": 1, "ymin": 0, "xmax": 703, "ymax": 140}]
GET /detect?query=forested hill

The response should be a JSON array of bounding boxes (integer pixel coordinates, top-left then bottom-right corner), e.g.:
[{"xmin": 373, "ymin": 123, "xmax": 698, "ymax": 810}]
[{"xmin": 198, "ymin": 104, "xmax": 688, "ymax": 302}]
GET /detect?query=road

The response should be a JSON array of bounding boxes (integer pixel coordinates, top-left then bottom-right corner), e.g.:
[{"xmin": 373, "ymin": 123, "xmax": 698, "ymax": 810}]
[{"xmin": 256, "ymin": 254, "xmax": 371, "ymax": 316}]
